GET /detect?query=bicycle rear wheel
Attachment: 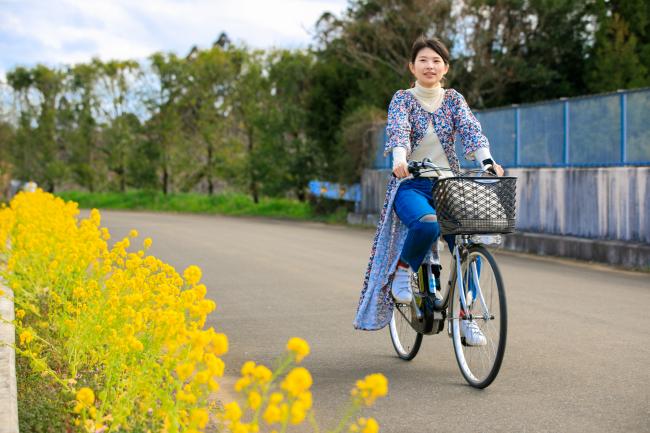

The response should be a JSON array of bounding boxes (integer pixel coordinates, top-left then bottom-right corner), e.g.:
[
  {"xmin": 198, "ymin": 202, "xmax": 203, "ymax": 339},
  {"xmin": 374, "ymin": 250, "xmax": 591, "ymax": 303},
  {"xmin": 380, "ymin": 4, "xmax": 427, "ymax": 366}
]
[
  {"xmin": 449, "ymin": 245, "xmax": 507, "ymax": 388},
  {"xmin": 389, "ymin": 274, "xmax": 422, "ymax": 361},
  {"xmin": 389, "ymin": 302, "xmax": 423, "ymax": 360}
]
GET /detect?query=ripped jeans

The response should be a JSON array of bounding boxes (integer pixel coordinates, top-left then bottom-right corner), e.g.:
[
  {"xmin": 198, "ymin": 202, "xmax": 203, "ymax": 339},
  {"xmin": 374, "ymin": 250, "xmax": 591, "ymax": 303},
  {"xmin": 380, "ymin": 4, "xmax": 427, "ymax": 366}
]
[{"xmin": 393, "ymin": 177, "xmax": 455, "ymax": 271}]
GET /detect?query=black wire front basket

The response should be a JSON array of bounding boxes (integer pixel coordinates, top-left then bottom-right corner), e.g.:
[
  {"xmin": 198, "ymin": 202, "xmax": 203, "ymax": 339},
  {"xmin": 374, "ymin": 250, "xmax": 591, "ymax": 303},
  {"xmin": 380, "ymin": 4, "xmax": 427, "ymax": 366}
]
[{"xmin": 432, "ymin": 176, "xmax": 517, "ymax": 235}]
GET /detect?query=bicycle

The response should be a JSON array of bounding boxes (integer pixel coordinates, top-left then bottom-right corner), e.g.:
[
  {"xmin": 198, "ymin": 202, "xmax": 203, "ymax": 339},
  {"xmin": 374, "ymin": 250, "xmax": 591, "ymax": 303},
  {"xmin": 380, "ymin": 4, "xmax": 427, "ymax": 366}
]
[{"xmin": 388, "ymin": 159, "xmax": 517, "ymax": 388}]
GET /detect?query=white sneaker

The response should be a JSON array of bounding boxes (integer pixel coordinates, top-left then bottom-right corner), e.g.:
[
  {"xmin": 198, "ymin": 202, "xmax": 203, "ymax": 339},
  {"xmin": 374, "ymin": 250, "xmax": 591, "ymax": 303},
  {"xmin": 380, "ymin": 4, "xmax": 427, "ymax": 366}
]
[
  {"xmin": 460, "ymin": 319, "xmax": 487, "ymax": 346},
  {"xmin": 391, "ymin": 266, "xmax": 413, "ymax": 304}
]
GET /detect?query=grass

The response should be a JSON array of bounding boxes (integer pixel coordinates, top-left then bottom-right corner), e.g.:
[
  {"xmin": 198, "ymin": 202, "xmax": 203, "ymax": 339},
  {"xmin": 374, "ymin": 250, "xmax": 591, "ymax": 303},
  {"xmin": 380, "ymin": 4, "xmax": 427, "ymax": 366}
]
[
  {"xmin": 17, "ymin": 355, "xmax": 70, "ymax": 433},
  {"xmin": 55, "ymin": 190, "xmax": 350, "ymax": 224}
]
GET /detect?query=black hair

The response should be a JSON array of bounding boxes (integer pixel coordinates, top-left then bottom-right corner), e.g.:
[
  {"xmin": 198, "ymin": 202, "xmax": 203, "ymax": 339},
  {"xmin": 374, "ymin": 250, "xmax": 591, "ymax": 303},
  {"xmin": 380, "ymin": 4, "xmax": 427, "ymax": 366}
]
[{"xmin": 410, "ymin": 36, "xmax": 450, "ymax": 65}]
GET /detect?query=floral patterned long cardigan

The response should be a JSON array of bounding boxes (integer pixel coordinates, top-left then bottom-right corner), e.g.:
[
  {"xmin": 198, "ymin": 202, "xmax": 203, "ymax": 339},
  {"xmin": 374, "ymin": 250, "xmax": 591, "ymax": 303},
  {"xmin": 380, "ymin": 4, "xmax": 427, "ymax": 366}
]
[{"xmin": 353, "ymin": 88, "xmax": 490, "ymax": 331}]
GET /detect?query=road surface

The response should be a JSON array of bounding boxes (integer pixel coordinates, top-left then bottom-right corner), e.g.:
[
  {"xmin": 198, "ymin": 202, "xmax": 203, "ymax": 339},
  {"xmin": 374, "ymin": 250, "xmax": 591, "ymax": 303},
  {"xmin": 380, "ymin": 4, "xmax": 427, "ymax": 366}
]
[{"xmin": 97, "ymin": 210, "xmax": 650, "ymax": 433}]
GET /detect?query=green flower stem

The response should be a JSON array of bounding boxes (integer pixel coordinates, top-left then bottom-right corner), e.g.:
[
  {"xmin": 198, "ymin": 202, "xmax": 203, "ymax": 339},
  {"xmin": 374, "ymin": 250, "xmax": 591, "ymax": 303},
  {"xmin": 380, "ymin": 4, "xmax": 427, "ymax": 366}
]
[
  {"xmin": 308, "ymin": 411, "xmax": 320, "ymax": 433},
  {"xmin": 328, "ymin": 399, "xmax": 361, "ymax": 433}
]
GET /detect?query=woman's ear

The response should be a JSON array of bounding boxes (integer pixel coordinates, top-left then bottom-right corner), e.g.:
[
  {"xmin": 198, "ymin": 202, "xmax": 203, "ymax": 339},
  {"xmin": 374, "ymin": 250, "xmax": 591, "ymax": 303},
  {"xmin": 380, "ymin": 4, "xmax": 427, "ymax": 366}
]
[
  {"xmin": 408, "ymin": 62, "xmax": 415, "ymax": 75},
  {"xmin": 440, "ymin": 64, "xmax": 449, "ymax": 82}
]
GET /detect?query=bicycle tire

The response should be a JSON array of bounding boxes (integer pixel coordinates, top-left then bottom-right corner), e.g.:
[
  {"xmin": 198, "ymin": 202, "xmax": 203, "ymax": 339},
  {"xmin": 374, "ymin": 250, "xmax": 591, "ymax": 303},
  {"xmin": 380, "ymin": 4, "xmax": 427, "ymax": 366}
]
[
  {"xmin": 389, "ymin": 303, "xmax": 423, "ymax": 360},
  {"xmin": 449, "ymin": 245, "xmax": 507, "ymax": 388}
]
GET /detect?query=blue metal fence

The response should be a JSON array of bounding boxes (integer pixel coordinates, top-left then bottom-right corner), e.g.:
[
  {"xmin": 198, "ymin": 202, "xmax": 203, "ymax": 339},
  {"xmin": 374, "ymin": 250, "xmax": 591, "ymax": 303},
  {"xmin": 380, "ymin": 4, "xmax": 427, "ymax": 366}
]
[{"xmin": 372, "ymin": 87, "xmax": 650, "ymax": 169}]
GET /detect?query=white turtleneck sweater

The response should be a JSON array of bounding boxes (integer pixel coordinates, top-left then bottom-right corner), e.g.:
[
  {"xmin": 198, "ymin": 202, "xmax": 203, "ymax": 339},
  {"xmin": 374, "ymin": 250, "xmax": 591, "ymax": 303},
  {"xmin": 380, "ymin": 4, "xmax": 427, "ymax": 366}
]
[{"xmin": 392, "ymin": 81, "xmax": 493, "ymax": 177}]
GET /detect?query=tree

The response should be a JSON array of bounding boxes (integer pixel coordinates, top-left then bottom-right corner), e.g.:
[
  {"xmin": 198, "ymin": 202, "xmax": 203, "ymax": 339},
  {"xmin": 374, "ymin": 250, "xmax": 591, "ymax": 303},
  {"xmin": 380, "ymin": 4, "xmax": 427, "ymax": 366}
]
[
  {"xmin": 67, "ymin": 62, "xmax": 102, "ymax": 191},
  {"xmin": 453, "ymin": 0, "xmax": 595, "ymax": 108},
  {"xmin": 147, "ymin": 52, "xmax": 188, "ymax": 194},
  {"xmin": 228, "ymin": 47, "xmax": 270, "ymax": 203},
  {"xmin": 6, "ymin": 65, "xmax": 67, "ymax": 191},
  {"xmin": 315, "ymin": 0, "xmax": 454, "ymax": 84},
  {"xmin": 305, "ymin": 46, "xmax": 365, "ymax": 182},
  {"xmin": 256, "ymin": 49, "xmax": 320, "ymax": 200},
  {"xmin": 0, "ymin": 121, "xmax": 15, "ymax": 200},
  {"xmin": 93, "ymin": 59, "xmax": 141, "ymax": 192},
  {"xmin": 586, "ymin": 0, "xmax": 650, "ymax": 92},
  {"xmin": 183, "ymin": 46, "xmax": 237, "ymax": 194}
]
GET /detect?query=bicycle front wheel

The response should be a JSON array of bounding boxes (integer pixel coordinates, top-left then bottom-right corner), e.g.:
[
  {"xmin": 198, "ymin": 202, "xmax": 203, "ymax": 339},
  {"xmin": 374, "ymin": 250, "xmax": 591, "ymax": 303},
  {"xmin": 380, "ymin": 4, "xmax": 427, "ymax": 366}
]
[{"xmin": 449, "ymin": 245, "xmax": 507, "ymax": 388}]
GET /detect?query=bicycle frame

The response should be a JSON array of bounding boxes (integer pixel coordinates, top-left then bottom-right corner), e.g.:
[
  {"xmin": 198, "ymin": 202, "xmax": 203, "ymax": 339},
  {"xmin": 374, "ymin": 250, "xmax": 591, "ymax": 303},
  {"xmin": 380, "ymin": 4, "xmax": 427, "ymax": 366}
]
[{"xmin": 401, "ymin": 235, "xmax": 493, "ymax": 335}]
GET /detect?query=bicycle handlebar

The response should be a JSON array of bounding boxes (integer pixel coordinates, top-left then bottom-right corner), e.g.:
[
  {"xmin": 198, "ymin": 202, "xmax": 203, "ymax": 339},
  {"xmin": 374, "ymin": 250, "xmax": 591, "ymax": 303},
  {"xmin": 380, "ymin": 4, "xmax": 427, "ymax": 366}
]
[{"xmin": 407, "ymin": 158, "xmax": 497, "ymax": 177}]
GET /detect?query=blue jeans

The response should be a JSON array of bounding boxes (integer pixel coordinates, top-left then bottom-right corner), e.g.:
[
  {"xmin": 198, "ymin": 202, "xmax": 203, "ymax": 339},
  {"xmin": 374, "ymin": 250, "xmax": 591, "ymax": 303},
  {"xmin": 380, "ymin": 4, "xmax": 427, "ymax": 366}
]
[{"xmin": 393, "ymin": 177, "xmax": 455, "ymax": 270}]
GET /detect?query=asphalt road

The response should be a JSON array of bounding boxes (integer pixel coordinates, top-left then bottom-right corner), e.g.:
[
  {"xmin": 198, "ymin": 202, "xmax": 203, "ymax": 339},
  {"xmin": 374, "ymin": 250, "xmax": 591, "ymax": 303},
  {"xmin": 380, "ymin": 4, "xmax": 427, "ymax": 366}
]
[{"xmin": 97, "ymin": 210, "xmax": 650, "ymax": 433}]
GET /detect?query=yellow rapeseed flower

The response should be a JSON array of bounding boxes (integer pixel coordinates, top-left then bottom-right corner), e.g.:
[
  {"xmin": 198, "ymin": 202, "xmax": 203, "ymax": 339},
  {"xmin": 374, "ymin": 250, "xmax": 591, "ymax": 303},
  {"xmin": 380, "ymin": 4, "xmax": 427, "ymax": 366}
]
[
  {"xmin": 183, "ymin": 265, "xmax": 202, "ymax": 286},
  {"xmin": 297, "ymin": 391, "xmax": 312, "ymax": 410},
  {"xmin": 290, "ymin": 400, "xmax": 308, "ymax": 424},
  {"xmin": 15, "ymin": 309, "xmax": 26, "ymax": 320},
  {"xmin": 208, "ymin": 379, "xmax": 220, "ymax": 391},
  {"xmin": 232, "ymin": 422, "xmax": 256, "ymax": 433},
  {"xmin": 353, "ymin": 373, "xmax": 388, "ymax": 406},
  {"xmin": 253, "ymin": 364, "xmax": 272, "ymax": 383},
  {"xmin": 129, "ymin": 229, "xmax": 139, "ymax": 238},
  {"xmin": 263, "ymin": 403, "xmax": 282, "ymax": 425},
  {"xmin": 143, "ymin": 237, "xmax": 152, "ymax": 249},
  {"xmin": 207, "ymin": 332, "xmax": 227, "ymax": 356},
  {"xmin": 358, "ymin": 417, "xmax": 379, "ymax": 433},
  {"xmin": 176, "ymin": 362, "xmax": 195, "ymax": 381},
  {"xmin": 194, "ymin": 369, "xmax": 210, "ymax": 384},
  {"xmin": 269, "ymin": 392, "xmax": 283, "ymax": 404},
  {"xmin": 19, "ymin": 330, "xmax": 33, "ymax": 346},
  {"xmin": 76, "ymin": 387, "xmax": 95, "ymax": 407},
  {"xmin": 223, "ymin": 401, "xmax": 242, "ymax": 422},
  {"xmin": 235, "ymin": 376, "xmax": 251, "ymax": 392},
  {"xmin": 248, "ymin": 390, "xmax": 262, "ymax": 410},
  {"xmin": 190, "ymin": 408, "xmax": 209, "ymax": 429},
  {"xmin": 241, "ymin": 361, "xmax": 256, "ymax": 376},
  {"xmin": 204, "ymin": 353, "xmax": 225, "ymax": 377},
  {"xmin": 286, "ymin": 337, "xmax": 310, "ymax": 363},
  {"xmin": 177, "ymin": 384, "xmax": 198, "ymax": 404},
  {"xmin": 281, "ymin": 367, "xmax": 312, "ymax": 397}
]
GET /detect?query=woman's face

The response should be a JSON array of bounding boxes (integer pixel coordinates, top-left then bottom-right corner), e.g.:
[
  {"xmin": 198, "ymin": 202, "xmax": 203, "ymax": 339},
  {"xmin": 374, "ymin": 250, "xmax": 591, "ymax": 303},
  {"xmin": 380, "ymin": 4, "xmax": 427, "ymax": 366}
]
[{"xmin": 409, "ymin": 47, "xmax": 449, "ymax": 88}]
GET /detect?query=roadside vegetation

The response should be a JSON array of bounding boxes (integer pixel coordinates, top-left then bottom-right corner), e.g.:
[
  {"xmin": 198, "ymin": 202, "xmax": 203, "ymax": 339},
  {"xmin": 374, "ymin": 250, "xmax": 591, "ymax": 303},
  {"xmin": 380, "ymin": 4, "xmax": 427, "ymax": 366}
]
[
  {"xmin": 1, "ymin": 190, "xmax": 385, "ymax": 432},
  {"xmin": 55, "ymin": 190, "xmax": 350, "ymax": 224}
]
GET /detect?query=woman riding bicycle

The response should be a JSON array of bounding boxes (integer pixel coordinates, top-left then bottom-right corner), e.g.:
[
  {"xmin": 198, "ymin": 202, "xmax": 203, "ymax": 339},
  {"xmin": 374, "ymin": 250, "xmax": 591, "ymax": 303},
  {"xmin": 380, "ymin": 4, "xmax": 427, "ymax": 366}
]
[{"xmin": 353, "ymin": 36, "xmax": 504, "ymax": 343}]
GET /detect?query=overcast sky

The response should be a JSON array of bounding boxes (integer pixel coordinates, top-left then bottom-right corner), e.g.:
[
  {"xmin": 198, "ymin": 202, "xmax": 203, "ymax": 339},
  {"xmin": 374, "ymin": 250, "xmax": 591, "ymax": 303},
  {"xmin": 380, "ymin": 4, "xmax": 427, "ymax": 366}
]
[{"xmin": 0, "ymin": 0, "xmax": 349, "ymax": 78}]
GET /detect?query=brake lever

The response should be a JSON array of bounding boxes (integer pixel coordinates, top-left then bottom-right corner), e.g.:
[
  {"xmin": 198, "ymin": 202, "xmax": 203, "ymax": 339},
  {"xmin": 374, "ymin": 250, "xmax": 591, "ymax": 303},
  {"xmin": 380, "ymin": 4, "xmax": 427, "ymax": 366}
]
[
  {"xmin": 407, "ymin": 161, "xmax": 421, "ymax": 178},
  {"xmin": 483, "ymin": 164, "xmax": 497, "ymax": 176}
]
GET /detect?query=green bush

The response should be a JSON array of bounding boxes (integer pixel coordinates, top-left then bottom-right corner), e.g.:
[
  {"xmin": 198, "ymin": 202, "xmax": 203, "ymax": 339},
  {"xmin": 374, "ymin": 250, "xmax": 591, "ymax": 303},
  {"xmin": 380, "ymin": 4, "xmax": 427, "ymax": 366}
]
[{"xmin": 55, "ymin": 190, "xmax": 348, "ymax": 223}]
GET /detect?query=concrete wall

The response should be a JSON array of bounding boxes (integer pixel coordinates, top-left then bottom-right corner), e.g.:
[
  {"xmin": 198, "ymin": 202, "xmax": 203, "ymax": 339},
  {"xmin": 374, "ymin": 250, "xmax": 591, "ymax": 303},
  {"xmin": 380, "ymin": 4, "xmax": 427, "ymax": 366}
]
[
  {"xmin": 511, "ymin": 166, "xmax": 649, "ymax": 243},
  {"xmin": 0, "ymin": 285, "xmax": 18, "ymax": 433}
]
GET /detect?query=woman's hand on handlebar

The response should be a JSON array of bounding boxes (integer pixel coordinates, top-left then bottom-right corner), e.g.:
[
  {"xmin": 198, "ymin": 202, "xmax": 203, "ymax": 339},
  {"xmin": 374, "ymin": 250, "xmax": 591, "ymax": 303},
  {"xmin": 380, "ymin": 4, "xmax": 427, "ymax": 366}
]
[
  {"xmin": 481, "ymin": 157, "xmax": 504, "ymax": 177},
  {"xmin": 393, "ymin": 161, "xmax": 410, "ymax": 178}
]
